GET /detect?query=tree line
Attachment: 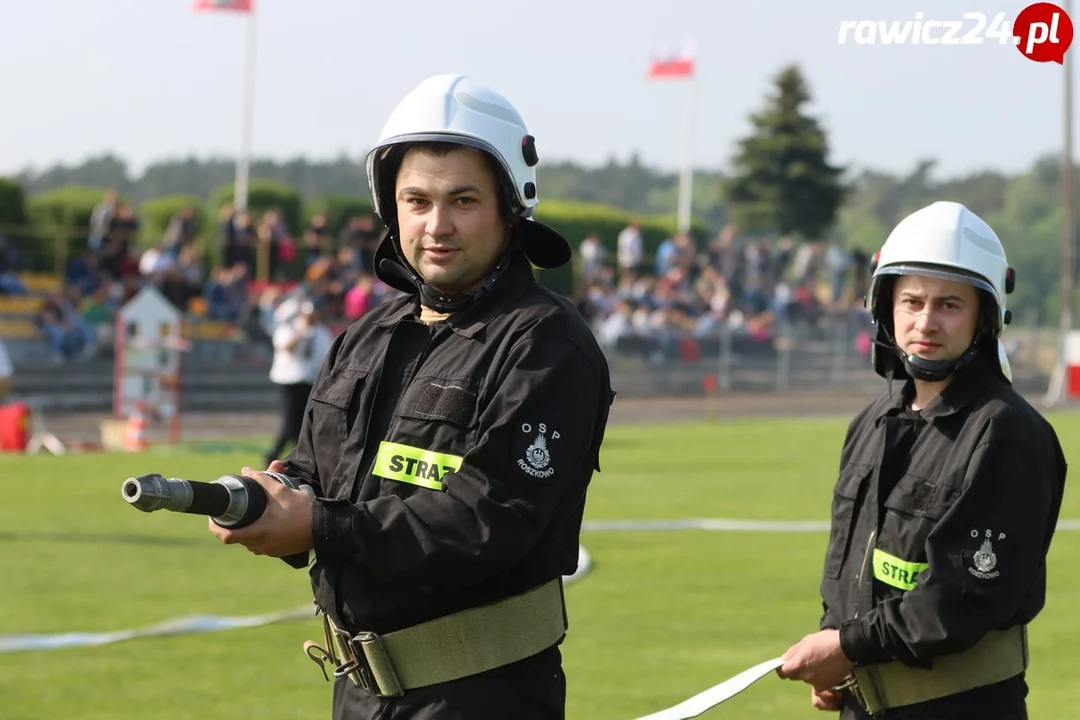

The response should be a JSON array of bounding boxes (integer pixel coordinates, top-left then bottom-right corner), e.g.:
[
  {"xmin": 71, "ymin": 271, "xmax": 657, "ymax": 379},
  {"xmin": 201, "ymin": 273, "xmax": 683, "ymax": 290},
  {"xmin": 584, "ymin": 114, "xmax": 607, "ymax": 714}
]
[{"xmin": 1, "ymin": 64, "xmax": 1076, "ymax": 325}]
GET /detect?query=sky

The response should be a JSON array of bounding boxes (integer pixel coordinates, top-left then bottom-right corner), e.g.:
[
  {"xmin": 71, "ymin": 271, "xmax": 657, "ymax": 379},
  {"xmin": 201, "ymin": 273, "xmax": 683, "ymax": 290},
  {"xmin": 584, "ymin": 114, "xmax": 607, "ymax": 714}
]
[{"xmin": 0, "ymin": 0, "xmax": 1075, "ymax": 184}]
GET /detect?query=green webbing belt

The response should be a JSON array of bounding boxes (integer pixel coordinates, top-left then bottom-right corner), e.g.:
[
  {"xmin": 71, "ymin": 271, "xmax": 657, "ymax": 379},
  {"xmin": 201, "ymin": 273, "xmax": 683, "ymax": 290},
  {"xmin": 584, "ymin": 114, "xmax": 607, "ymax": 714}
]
[
  {"xmin": 327, "ymin": 578, "xmax": 567, "ymax": 696},
  {"xmin": 850, "ymin": 625, "xmax": 1029, "ymax": 716}
]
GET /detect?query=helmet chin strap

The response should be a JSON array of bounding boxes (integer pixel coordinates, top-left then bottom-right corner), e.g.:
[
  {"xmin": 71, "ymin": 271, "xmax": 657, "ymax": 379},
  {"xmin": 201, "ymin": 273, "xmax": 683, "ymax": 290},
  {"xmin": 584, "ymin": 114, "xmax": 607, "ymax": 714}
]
[
  {"xmin": 378, "ymin": 228, "xmax": 521, "ymax": 314},
  {"xmin": 873, "ymin": 324, "xmax": 981, "ymax": 382},
  {"xmin": 898, "ymin": 345, "xmax": 979, "ymax": 382}
]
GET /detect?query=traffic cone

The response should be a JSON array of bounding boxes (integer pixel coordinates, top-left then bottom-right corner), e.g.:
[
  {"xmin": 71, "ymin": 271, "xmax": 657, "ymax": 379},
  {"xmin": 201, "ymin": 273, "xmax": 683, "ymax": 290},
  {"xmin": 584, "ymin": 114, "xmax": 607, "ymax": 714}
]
[{"xmin": 123, "ymin": 402, "xmax": 150, "ymax": 452}]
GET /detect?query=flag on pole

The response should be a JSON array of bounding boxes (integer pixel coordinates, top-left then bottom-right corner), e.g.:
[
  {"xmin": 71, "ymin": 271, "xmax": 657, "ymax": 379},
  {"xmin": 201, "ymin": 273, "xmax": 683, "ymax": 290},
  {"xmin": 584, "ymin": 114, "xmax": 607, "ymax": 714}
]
[
  {"xmin": 193, "ymin": 0, "xmax": 252, "ymax": 12},
  {"xmin": 647, "ymin": 40, "xmax": 696, "ymax": 80}
]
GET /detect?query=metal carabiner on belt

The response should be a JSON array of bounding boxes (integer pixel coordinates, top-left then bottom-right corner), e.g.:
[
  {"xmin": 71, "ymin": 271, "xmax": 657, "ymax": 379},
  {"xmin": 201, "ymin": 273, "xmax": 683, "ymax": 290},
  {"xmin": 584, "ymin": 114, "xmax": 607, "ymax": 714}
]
[
  {"xmin": 303, "ymin": 607, "xmax": 340, "ymax": 682},
  {"xmin": 832, "ymin": 673, "xmax": 882, "ymax": 718}
]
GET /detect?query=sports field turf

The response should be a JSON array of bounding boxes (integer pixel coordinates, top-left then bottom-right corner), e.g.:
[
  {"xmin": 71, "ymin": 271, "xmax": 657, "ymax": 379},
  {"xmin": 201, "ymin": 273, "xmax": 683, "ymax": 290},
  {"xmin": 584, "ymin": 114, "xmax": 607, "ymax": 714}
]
[{"xmin": 1, "ymin": 414, "xmax": 1077, "ymax": 719}]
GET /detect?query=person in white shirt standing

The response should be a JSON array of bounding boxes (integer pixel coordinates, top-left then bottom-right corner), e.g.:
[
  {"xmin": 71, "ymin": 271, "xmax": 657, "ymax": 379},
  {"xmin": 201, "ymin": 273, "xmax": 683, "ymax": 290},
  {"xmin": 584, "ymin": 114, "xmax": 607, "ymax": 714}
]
[
  {"xmin": 265, "ymin": 298, "xmax": 334, "ymax": 467},
  {"xmin": 0, "ymin": 337, "xmax": 12, "ymax": 404},
  {"xmin": 616, "ymin": 221, "xmax": 644, "ymax": 281}
]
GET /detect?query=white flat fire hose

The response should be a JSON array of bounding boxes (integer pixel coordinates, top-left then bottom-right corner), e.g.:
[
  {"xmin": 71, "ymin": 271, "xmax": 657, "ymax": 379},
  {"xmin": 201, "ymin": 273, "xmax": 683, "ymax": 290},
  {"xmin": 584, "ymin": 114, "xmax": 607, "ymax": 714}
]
[{"xmin": 632, "ymin": 657, "xmax": 786, "ymax": 720}]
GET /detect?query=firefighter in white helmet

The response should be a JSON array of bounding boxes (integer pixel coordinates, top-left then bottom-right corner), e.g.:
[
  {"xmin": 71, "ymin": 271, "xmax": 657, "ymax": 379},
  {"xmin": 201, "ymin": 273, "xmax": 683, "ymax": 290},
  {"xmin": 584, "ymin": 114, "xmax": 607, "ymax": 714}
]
[
  {"xmin": 776, "ymin": 201, "xmax": 1067, "ymax": 719},
  {"xmin": 208, "ymin": 74, "xmax": 613, "ymax": 719}
]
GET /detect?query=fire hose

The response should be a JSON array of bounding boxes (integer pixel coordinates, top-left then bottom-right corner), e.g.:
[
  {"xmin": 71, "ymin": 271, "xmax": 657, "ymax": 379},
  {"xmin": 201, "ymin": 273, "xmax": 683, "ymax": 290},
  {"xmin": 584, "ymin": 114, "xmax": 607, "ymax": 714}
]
[
  {"xmin": 631, "ymin": 657, "xmax": 786, "ymax": 719},
  {"xmin": 120, "ymin": 471, "xmax": 314, "ymax": 569},
  {"xmin": 121, "ymin": 472, "xmax": 790, "ymax": 718}
]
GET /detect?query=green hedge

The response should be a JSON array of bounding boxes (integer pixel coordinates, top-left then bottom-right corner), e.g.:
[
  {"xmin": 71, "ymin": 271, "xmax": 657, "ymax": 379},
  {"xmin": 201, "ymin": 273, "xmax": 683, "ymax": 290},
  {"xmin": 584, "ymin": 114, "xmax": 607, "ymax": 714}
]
[
  {"xmin": 303, "ymin": 194, "xmax": 374, "ymax": 238},
  {"xmin": 531, "ymin": 200, "xmax": 711, "ymax": 296},
  {"xmin": 0, "ymin": 177, "xmax": 27, "ymax": 226},
  {"xmin": 139, "ymin": 194, "xmax": 206, "ymax": 248},
  {"xmin": 534, "ymin": 200, "xmax": 709, "ymax": 255},
  {"xmin": 23, "ymin": 186, "xmax": 110, "ymax": 271},
  {"xmin": 18, "ymin": 183, "xmax": 712, "ymax": 295},
  {"xmin": 25, "ymin": 186, "xmax": 106, "ymax": 231},
  {"xmin": 210, "ymin": 180, "xmax": 303, "ymax": 234}
]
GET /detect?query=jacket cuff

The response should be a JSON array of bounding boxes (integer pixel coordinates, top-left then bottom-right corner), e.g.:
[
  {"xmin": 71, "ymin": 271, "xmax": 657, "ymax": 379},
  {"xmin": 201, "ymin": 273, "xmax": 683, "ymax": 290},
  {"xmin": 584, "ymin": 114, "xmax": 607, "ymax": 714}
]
[
  {"xmin": 312, "ymin": 501, "xmax": 358, "ymax": 563},
  {"xmin": 820, "ymin": 603, "xmax": 838, "ymax": 631},
  {"xmin": 839, "ymin": 617, "xmax": 889, "ymax": 666}
]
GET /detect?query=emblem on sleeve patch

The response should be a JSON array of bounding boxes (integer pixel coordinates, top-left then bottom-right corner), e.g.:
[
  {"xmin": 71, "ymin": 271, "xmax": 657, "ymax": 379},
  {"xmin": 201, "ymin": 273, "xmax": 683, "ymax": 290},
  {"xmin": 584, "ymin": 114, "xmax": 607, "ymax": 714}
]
[
  {"xmin": 517, "ymin": 422, "xmax": 558, "ymax": 479},
  {"xmin": 967, "ymin": 528, "xmax": 1003, "ymax": 580}
]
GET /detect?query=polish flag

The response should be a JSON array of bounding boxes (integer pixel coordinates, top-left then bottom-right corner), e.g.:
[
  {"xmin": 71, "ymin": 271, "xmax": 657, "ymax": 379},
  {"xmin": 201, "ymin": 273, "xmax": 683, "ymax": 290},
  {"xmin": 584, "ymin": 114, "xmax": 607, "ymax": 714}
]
[
  {"xmin": 647, "ymin": 41, "xmax": 696, "ymax": 80},
  {"xmin": 193, "ymin": 0, "xmax": 253, "ymax": 12}
]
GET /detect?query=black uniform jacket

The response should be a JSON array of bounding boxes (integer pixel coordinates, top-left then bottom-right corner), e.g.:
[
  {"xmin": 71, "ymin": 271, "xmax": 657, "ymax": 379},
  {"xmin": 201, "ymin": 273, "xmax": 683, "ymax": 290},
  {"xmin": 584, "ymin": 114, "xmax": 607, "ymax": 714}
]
[
  {"xmin": 282, "ymin": 253, "xmax": 613, "ymax": 639},
  {"xmin": 820, "ymin": 355, "xmax": 1067, "ymax": 716}
]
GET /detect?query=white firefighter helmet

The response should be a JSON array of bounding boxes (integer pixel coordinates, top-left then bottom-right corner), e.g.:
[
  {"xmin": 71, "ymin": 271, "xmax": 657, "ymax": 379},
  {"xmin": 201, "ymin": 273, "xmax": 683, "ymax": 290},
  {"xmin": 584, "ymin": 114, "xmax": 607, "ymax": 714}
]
[
  {"xmin": 865, "ymin": 201, "xmax": 1015, "ymax": 383},
  {"xmin": 365, "ymin": 74, "xmax": 570, "ymax": 271}
]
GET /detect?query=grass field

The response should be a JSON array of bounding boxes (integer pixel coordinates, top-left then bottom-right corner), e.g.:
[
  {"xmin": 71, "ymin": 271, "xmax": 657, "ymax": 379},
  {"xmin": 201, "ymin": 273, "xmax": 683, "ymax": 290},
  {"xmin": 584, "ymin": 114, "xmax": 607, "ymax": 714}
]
[{"xmin": 1, "ymin": 414, "xmax": 1077, "ymax": 719}]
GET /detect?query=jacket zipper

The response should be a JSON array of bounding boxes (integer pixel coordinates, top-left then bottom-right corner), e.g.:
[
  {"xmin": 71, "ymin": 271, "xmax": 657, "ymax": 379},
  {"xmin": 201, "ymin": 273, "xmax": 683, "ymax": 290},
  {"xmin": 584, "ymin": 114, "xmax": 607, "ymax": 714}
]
[{"xmin": 854, "ymin": 529, "xmax": 876, "ymax": 620}]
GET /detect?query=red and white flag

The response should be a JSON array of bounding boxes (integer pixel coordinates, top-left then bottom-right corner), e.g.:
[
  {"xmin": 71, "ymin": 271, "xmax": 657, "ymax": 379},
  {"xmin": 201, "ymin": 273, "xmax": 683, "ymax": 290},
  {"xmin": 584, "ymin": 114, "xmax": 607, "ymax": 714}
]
[
  {"xmin": 647, "ymin": 40, "xmax": 696, "ymax": 80},
  {"xmin": 193, "ymin": 0, "xmax": 252, "ymax": 12}
]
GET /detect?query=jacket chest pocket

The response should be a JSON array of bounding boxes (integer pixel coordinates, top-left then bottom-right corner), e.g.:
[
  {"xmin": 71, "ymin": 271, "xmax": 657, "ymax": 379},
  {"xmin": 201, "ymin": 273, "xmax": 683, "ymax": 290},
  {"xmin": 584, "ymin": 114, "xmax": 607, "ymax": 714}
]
[
  {"xmin": 883, "ymin": 471, "xmax": 956, "ymax": 518},
  {"xmin": 394, "ymin": 378, "xmax": 480, "ymax": 434},
  {"xmin": 876, "ymin": 474, "xmax": 958, "ymax": 581},
  {"xmin": 308, "ymin": 370, "xmax": 367, "ymax": 486},
  {"xmin": 823, "ymin": 463, "xmax": 872, "ymax": 580},
  {"xmin": 378, "ymin": 379, "xmax": 480, "ymax": 497}
]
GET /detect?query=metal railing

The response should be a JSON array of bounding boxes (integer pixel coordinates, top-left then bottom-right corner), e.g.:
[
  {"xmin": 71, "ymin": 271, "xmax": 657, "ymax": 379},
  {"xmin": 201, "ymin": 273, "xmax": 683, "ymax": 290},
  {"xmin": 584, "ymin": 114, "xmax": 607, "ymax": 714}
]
[
  {"xmin": 599, "ymin": 310, "xmax": 1059, "ymax": 397},
  {"xmin": 7, "ymin": 310, "xmax": 1062, "ymax": 412}
]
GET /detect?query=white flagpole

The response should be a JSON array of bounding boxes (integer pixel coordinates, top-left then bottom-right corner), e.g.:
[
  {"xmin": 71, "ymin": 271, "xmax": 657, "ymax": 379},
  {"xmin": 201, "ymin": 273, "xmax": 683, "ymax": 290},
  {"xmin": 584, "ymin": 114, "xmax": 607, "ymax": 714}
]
[
  {"xmin": 234, "ymin": 5, "xmax": 258, "ymax": 212},
  {"xmin": 676, "ymin": 38, "xmax": 697, "ymax": 234},
  {"xmin": 1046, "ymin": 0, "xmax": 1074, "ymax": 407},
  {"xmin": 1058, "ymin": 0, "xmax": 1076, "ymax": 403}
]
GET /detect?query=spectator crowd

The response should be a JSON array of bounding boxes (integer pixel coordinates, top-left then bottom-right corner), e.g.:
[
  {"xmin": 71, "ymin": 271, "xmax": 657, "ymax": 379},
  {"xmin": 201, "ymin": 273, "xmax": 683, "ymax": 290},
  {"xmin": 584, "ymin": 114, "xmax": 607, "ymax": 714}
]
[
  {"xmin": 1, "ymin": 189, "xmax": 873, "ymax": 365},
  {"xmin": 576, "ymin": 222, "xmax": 873, "ymax": 362},
  {"xmin": 0, "ymin": 189, "xmax": 401, "ymax": 363}
]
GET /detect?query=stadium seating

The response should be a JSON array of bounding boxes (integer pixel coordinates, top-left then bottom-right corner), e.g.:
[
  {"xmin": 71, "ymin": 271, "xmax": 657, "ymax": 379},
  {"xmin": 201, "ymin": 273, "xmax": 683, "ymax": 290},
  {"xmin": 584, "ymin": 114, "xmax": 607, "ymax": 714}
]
[
  {"xmin": 180, "ymin": 319, "xmax": 243, "ymax": 341},
  {"xmin": 17, "ymin": 272, "xmax": 62, "ymax": 295},
  {"xmin": 1, "ymin": 272, "xmax": 259, "ymax": 363},
  {"xmin": 0, "ymin": 295, "xmax": 45, "ymax": 317},
  {"xmin": 0, "ymin": 317, "xmax": 39, "ymax": 339},
  {"xmin": 0, "ymin": 276, "xmax": 51, "ymax": 361}
]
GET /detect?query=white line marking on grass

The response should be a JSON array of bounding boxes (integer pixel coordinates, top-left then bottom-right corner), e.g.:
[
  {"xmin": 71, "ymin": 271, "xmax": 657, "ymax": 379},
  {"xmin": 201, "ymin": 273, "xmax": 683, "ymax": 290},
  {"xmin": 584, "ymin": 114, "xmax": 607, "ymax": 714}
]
[
  {"xmin": 583, "ymin": 519, "xmax": 829, "ymax": 532},
  {"xmin": 10, "ymin": 517, "xmax": 1080, "ymax": 654},
  {"xmin": 0, "ymin": 545, "xmax": 594, "ymax": 654},
  {"xmin": 584, "ymin": 519, "xmax": 1080, "ymax": 532}
]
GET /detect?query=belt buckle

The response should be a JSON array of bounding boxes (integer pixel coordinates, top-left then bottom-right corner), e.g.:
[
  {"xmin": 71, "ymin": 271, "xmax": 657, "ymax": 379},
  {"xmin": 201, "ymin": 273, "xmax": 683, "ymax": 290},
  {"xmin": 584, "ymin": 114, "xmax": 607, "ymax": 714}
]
[
  {"xmin": 335, "ymin": 647, "xmax": 377, "ymax": 695},
  {"xmin": 337, "ymin": 630, "xmax": 403, "ymax": 698},
  {"xmin": 325, "ymin": 623, "xmax": 376, "ymax": 694}
]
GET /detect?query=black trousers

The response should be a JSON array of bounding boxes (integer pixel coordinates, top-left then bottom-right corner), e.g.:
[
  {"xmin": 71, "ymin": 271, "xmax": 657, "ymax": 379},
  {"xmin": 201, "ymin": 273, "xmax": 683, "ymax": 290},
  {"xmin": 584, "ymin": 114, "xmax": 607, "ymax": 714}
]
[
  {"xmin": 266, "ymin": 381, "xmax": 312, "ymax": 464},
  {"xmin": 840, "ymin": 695, "xmax": 1028, "ymax": 720},
  {"xmin": 331, "ymin": 645, "xmax": 565, "ymax": 720},
  {"xmin": 841, "ymin": 709, "xmax": 1027, "ymax": 720}
]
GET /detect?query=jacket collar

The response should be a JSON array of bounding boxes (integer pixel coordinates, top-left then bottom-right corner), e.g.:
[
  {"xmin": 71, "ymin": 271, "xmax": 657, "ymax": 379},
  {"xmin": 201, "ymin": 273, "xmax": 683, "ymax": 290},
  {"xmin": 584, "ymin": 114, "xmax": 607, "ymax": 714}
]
[{"xmin": 875, "ymin": 353, "xmax": 998, "ymax": 423}]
